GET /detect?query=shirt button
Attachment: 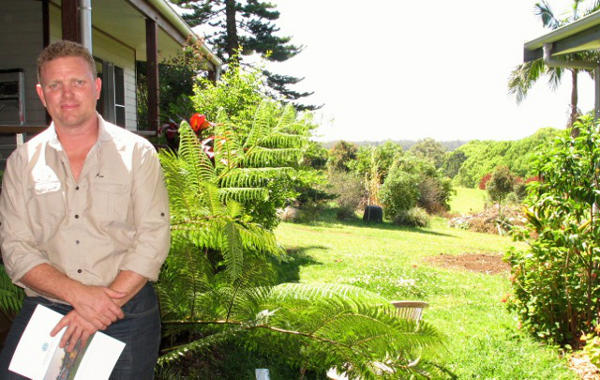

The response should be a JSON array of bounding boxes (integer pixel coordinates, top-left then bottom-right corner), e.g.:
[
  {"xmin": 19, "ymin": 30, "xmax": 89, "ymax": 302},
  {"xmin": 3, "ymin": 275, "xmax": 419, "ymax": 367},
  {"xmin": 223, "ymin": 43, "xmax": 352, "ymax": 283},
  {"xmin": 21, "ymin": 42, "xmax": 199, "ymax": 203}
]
[
  {"xmin": 77, "ymin": 269, "xmax": 82, "ymax": 273},
  {"xmin": 75, "ymin": 240, "xmax": 80, "ymax": 244},
  {"xmin": 74, "ymin": 214, "xmax": 79, "ymax": 219},
  {"xmin": 160, "ymin": 212, "xmax": 165, "ymax": 217},
  {"xmin": 75, "ymin": 186, "xmax": 80, "ymax": 190}
]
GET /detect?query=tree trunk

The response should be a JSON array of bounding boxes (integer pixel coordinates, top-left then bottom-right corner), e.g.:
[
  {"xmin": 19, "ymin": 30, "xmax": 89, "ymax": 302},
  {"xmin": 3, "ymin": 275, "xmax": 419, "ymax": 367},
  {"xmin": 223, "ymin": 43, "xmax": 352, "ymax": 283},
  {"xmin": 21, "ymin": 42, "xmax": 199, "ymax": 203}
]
[
  {"xmin": 225, "ymin": 0, "xmax": 238, "ymax": 59},
  {"xmin": 569, "ymin": 69, "xmax": 580, "ymax": 136}
]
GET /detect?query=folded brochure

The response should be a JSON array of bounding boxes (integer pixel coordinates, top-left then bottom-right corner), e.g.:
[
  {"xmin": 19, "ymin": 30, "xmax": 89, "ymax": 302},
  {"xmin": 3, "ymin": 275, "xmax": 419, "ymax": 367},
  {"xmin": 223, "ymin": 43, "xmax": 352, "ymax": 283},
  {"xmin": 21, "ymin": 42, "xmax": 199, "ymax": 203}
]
[{"xmin": 9, "ymin": 304, "xmax": 125, "ymax": 380}]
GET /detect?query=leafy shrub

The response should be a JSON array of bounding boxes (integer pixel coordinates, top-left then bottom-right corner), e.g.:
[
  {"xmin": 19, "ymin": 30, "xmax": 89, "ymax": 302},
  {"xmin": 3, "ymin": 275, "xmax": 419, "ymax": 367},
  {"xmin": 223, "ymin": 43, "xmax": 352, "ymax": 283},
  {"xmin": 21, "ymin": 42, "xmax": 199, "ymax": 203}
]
[
  {"xmin": 379, "ymin": 168, "xmax": 420, "ymax": 219},
  {"xmin": 507, "ymin": 115, "xmax": 600, "ymax": 345},
  {"xmin": 487, "ymin": 166, "xmax": 515, "ymax": 204},
  {"xmin": 393, "ymin": 207, "xmax": 430, "ymax": 227},
  {"xmin": 418, "ymin": 176, "xmax": 452, "ymax": 214},
  {"xmin": 513, "ymin": 181, "xmax": 528, "ymax": 201},
  {"xmin": 327, "ymin": 140, "xmax": 358, "ymax": 172},
  {"xmin": 380, "ymin": 154, "xmax": 452, "ymax": 220},
  {"xmin": 327, "ymin": 170, "xmax": 365, "ymax": 220},
  {"xmin": 581, "ymin": 326, "xmax": 600, "ymax": 366}
]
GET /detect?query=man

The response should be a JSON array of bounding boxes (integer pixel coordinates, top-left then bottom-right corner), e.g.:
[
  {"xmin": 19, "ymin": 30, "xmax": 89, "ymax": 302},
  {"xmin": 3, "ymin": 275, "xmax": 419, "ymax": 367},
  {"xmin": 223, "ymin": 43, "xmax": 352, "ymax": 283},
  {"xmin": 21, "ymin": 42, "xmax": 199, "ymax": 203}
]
[{"xmin": 0, "ymin": 40, "xmax": 170, "ymax": 379}]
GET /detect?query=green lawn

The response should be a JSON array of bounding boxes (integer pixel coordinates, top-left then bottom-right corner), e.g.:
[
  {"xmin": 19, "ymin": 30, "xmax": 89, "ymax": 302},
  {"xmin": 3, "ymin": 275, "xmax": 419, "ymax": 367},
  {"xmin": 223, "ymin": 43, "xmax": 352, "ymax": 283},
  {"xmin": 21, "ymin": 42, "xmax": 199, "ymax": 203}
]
[
  {"xmin": 274, "ymin": 216, "xmax": 575, "ymax": 379},
  {"xmin": 449, "ymin": 186, "xmax": 487, "ymax": 215}
]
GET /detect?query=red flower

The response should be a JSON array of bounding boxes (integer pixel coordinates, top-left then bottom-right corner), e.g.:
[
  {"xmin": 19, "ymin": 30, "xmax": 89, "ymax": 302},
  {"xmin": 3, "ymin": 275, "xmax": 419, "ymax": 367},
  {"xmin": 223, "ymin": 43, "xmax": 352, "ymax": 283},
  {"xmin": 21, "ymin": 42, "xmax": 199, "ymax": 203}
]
[{"xmin": 190, "ymin": 113, "xmax": 206, "ymax": 132}]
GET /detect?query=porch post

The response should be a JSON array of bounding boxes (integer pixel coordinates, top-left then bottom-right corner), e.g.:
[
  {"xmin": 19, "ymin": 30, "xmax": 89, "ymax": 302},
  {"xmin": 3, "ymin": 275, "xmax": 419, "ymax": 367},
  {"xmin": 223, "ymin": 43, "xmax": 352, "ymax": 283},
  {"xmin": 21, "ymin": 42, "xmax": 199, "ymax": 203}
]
[
  {"xmin": 61, "ymin": 0, "xmax": 81, "ymax": 43},
  {"xmin": 594, "ymin": 65, "xmax": 600, "ymax": 119},
  {"xmin": 146, "ymin": 18, "xmax": 160, "ymax": 133}
]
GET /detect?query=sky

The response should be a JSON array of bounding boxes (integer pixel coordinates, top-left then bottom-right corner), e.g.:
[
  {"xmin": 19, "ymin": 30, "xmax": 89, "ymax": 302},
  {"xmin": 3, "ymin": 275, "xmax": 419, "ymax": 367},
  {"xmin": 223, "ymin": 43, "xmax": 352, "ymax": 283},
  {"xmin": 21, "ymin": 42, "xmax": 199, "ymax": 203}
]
[{"xmin": 195, "ymin": 1, "xmax": 599, "ymax": 142}]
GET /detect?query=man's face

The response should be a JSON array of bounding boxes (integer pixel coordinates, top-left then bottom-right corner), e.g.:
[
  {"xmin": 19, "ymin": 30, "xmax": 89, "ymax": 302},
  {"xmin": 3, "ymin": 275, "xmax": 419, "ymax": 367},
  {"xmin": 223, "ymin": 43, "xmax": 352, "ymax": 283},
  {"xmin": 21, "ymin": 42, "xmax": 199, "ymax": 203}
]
[{"xmin": 36, "ymin": 56, "xmax": 101, "ymax": 130}]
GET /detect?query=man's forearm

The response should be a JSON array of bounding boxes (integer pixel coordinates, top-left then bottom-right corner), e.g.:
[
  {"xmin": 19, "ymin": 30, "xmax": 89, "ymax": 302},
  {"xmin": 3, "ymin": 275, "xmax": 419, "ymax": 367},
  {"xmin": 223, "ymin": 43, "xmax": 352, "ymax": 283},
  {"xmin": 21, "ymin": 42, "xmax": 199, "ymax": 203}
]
[
  {"xmin": 109, "ymin": 270, "xmax": 148, "ymax": 307},
  {"xmin": 20, "ymin": 263, "xmax": 86, "ymax": 304}
]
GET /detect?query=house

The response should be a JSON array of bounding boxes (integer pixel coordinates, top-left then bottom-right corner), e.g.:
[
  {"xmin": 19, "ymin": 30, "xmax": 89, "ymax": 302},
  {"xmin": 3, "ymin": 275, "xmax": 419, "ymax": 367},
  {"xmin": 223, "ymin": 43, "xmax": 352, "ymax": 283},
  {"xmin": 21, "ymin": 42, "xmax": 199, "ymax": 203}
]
[
  {"xmin": 523, "ymin": 10, "xmax": 600, "ymax": 117},
  {"xmin": 0, "ymin": 0, "xmax": 222, "ymax": 165}
]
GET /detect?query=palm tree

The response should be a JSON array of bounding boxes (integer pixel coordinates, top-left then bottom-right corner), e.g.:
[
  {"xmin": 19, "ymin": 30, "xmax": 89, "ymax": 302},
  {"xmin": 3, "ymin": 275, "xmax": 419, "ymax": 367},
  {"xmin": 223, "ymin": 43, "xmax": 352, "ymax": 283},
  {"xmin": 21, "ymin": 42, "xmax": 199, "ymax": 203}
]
[{"xmin": 508, "ymin": 0, "xmax": 600, "ymax": 128}]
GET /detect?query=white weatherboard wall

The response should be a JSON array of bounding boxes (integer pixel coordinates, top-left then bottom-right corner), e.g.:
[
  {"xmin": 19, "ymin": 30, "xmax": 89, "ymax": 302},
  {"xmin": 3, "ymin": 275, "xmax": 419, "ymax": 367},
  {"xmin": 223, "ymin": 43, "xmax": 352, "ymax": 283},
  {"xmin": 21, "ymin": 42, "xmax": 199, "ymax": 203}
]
[{"xmin": 90, "ymin": 30, "xmax": 137, "ymax": 131}]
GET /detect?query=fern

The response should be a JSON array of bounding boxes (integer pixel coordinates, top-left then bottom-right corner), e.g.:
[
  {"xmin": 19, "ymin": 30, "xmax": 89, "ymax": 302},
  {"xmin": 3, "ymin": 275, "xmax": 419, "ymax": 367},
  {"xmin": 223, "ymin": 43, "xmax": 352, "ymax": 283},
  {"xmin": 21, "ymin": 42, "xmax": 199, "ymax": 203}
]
[
  {"xmin": 0, "ymin": 265, "xmax": 23, "ymax": 314},
  {"xmin": 157, "ymin": 100, "xmax": 448, "ymax": 378}
]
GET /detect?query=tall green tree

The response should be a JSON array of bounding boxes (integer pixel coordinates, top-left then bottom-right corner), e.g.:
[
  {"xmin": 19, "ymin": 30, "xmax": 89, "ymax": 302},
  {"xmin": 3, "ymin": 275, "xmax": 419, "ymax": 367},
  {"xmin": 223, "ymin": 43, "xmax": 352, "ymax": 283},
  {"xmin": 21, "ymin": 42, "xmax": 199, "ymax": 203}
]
[
  {"xmin": 508, "ymin": 0, "xmax": 600, "ymax": 128},
  {"xmin": 173, "ymin": 0, "xmax": 318, "ymax": 110},
  {"xmin": 409, "ymin": 138, "xmax": 446, "ymax": 169}
]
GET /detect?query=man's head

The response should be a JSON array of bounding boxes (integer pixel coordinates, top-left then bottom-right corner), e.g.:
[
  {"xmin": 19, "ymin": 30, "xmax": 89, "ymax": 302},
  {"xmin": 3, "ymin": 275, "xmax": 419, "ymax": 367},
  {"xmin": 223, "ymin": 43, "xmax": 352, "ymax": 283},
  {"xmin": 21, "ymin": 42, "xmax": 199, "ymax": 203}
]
[
  {"xmin": 37, "ymin": 40, "xmax": 97, "ymax": 84},
  {"xmin": 35, "ymin": 40, "xmax": 101, "ymax": 130}
]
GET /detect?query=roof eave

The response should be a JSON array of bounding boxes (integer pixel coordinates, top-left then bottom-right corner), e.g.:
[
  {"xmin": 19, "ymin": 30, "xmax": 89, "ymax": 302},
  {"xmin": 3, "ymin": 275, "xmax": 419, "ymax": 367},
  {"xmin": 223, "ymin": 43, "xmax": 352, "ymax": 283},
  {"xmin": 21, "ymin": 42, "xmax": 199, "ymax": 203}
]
[
  {"xmin": 148, "ymin": 0, "xmax": 223, "ymax": 69},
  {"xmin": 524, "ymin": 9, "xmax": 600, "ymax": 62}
]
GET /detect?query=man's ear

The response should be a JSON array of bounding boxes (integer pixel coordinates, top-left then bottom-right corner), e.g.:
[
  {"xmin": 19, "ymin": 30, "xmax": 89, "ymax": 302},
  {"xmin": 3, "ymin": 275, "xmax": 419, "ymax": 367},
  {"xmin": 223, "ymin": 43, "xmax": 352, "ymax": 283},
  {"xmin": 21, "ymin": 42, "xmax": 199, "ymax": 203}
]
[
  {"xmin": 95, "ymin": 77, "xmax": 102, "ymax": 100},
  {"xmin": 35, "ymin": 84, "xmax": 47, "ymax": 108}
]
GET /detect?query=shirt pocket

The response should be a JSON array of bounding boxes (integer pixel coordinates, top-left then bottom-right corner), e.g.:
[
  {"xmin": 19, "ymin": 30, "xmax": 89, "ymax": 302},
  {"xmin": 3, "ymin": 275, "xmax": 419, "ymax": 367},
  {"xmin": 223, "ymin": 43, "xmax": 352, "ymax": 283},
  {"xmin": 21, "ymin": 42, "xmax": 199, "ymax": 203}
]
[
  {"xmin": 92, "ymin": 182, "xmax": 130, "ymax": 223},
  {"xmin": 27, "ymin": 182, "xmax": 65, "ymax": 238}
]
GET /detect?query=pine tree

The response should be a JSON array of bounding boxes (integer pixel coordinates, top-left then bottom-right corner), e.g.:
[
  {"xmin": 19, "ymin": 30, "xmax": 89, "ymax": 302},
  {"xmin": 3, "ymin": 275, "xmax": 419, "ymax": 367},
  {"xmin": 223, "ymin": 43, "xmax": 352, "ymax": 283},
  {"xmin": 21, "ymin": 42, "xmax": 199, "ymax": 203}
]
[{"xmin": 173, "ymin": 0, "xmax": 319, "ymax": 110}]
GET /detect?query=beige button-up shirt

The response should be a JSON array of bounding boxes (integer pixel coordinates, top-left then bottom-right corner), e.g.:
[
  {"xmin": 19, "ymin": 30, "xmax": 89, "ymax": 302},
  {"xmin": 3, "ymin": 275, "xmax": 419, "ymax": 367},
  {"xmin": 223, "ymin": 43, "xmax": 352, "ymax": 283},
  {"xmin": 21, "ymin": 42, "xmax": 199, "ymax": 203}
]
[{"xmin": 0, "ymin": 115, "xmax": 170, "ymax": 299}]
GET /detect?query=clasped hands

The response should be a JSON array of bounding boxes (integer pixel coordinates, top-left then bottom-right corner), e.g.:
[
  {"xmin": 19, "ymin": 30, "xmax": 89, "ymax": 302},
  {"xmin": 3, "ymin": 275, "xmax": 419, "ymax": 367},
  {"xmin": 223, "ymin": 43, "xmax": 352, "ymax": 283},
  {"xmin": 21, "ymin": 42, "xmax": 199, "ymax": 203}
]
[{"xmin": 50, "ymin": 285, "xmax": 125, "ymax": 352}]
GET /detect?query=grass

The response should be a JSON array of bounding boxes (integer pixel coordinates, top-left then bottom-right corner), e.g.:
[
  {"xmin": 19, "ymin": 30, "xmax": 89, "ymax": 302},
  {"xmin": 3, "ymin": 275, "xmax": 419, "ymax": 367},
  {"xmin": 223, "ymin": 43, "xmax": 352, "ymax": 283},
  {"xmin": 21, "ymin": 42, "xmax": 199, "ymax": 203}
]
[
  {"xmin": 274, "ymin": 214, "xmax": 576, "ymax": 379},
  {"xmin": 449, "ymin": 186, "xmax": 487, "ymax": 215}
]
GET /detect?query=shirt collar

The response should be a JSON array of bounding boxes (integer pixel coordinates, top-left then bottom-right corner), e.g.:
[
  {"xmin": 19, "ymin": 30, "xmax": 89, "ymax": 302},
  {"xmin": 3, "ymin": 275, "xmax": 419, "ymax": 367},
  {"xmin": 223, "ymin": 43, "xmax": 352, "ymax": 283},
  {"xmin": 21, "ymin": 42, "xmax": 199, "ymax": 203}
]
[{"xmin": 47, "ymin": 113, "xmax": 110, "ymax": 151}]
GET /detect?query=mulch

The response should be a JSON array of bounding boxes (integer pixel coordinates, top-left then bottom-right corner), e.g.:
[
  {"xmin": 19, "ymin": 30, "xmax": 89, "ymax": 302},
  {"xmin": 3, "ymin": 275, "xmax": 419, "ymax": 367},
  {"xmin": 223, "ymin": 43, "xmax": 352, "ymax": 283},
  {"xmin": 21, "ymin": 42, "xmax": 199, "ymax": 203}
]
[{"xmin": 426, "ymin": 252, "xmax": 510, "ymax": 275}]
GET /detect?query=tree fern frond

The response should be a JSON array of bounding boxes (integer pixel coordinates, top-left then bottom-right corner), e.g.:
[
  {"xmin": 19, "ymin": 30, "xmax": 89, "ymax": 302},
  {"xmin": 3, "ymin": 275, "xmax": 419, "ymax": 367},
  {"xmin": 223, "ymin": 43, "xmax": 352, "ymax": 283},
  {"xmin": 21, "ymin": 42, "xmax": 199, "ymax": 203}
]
[
  {"xmin": 219, "ymin": 167, "xmax": 292, "ymax": 188},
  {"xmin": 176, "ymin": 121, "xmax": 216, "ymax": 184},
  {"xmin": 275, "ymin": 103, "xmax": 296, "ymax": 132},
  {"xmin": 258, "ymin": 132, "xmax": 304, "ymax": 149},
  {"xmin": 218, "ymin": 187, "xmax": 269, "ymax": 203},
  {"xmin": 222, "ymin": 221, "xmax": 244, "ymax": 282},
  {"xmin": 242, "ymin": 147, "xmax": 301, "ymax": 167},
  {"xmin": 0, "ymin": 265, "xmax": 23, "ymax": 313},
  {"xmin": 270, "ymin": 283, "xmax": 389, "ymax": 305},
  {"xmin": 244, "ymin": 101, "xmax": 275, "ymax": 149}
]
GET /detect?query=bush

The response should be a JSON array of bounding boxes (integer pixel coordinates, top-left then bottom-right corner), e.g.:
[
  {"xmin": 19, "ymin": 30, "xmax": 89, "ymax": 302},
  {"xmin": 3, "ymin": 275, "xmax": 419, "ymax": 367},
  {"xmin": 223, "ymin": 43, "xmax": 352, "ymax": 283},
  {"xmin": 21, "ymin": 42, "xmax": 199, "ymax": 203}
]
[
  {"xmin": 380, "ymin": 154, "xmax": 452, "ymax": 220},
  {"xmin": 418, "ymin": 176, "xmax": 452, "ymax": 214},
  {"xmin": 487, "ymin": 166, "xmax": 515, "ymax": 204},
  {"xmin": 327, "ymin": 170, "xmax": 365, "ymax": 220},
  {"xmin": 513, "ymin": 182, "xmax": 528, "ymax": 201},
  {"xmin": 507, "ymin": 115, "xmax": 600, "ymax": 345},
  {"xmin": 379, "ymin": 168, "xmax": 420, "ymax": 220},
  {"xmin": 393, "ymin": 207, "xmax": 430, "ymax": 227}
]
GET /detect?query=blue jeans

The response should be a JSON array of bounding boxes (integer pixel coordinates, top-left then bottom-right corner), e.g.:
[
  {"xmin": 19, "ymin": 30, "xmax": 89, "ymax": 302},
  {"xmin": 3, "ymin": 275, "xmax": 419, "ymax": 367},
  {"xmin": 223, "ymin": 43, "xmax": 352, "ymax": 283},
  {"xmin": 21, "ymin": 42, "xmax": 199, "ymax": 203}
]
[{"xmin": 0, "ymin": 283, "xmax": 161, "ymax": 380}]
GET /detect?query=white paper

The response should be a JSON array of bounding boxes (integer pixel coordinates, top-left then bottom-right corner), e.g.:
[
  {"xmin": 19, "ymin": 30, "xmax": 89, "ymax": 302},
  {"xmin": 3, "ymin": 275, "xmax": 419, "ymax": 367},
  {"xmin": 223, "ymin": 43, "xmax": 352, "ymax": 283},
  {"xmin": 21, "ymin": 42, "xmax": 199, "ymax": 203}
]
[{"xmin": 8, "ymin": 304, "xmax": 125, "ymax": 380}]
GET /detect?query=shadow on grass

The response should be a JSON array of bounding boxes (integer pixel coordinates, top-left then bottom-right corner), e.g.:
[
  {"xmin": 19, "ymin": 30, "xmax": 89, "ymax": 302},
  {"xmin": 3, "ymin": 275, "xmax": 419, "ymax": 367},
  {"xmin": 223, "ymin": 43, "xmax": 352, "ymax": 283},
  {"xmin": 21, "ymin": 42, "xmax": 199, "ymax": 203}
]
[
  {"xmin": 271, "ymin": 245, "xmax": 326, "ymax": 284},
  {"xmin": 293, "ymin": 211, "xmax": 457, "ymax": 238}
]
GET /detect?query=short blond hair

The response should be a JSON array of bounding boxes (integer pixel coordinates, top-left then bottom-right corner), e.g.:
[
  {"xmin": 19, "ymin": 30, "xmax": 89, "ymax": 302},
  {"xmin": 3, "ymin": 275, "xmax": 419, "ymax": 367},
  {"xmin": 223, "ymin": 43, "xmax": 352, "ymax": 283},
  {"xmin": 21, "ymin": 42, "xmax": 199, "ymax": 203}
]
[{"xmin": 37, "ymin": 40, "xmax": 97, "ymax": 83}]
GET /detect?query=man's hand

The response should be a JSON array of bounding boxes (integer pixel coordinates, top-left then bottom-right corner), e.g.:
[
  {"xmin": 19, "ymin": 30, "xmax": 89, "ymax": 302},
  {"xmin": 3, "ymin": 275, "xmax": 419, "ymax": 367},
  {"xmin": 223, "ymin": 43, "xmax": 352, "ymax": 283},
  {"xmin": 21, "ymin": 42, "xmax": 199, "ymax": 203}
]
[
  {"xmin": 69, "ymin": 285, "xmax": 125, "ymax": 330},
  {"xmin": 51, "ymin": 310, "xmax": 97, "ymax": 352}
]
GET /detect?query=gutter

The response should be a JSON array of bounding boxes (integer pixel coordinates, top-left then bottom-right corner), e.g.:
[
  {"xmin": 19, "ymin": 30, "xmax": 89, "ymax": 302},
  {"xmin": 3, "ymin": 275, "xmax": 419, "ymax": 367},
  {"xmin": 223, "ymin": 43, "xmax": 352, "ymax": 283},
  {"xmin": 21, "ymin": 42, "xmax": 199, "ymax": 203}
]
[
  {"xmin": 80, "ymin": 0, "xmax": 93, "ymax": 53},
  {"xmin": 147, "ymin": 0, "xmax": 223, "ymax": 73},
  {"xmin": 525, "ymin": 10, "xmax": 600, "ymax": 52}
]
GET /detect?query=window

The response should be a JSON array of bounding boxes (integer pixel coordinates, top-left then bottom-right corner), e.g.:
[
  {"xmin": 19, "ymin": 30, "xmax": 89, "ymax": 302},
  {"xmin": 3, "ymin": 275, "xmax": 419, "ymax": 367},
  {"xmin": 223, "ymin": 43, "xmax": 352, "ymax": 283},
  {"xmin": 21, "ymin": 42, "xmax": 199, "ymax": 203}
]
[
  {"xmin": 94, "ymin": 58, "xmax": 126, "ymax": 128},
  {"xmin": 114, "ymin": 66, "xmax": 125, "ymax": 128}
]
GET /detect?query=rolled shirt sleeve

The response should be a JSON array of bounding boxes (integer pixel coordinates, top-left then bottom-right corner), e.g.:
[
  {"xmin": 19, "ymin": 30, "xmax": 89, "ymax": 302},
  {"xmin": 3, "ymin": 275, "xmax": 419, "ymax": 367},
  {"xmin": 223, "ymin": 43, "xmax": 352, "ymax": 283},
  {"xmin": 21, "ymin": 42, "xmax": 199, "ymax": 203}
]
[
  {"xmin": 118, "ymin": 143, "xmax": 170, "ymax": 281},
  {"xmin": 0, "ymin": 149, "xmax": 53, "ymax": 285}
]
